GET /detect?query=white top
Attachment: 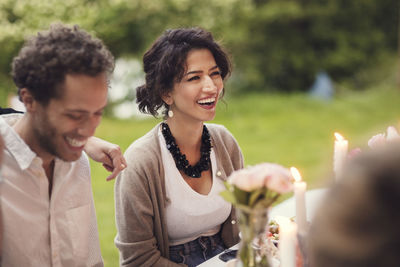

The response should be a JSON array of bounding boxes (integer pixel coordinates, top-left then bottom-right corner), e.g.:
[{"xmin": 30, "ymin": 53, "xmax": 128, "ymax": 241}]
[
  {"xmin": 0, "ymin": 114, "xmax": 103, "ymax": 267},
  {"xmin": 158, "ymin": 126, "xmax": 231, "ymax": 245}
]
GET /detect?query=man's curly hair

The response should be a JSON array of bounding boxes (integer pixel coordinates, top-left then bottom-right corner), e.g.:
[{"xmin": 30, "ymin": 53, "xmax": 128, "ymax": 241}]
[{"xmin": 12, "ymin": 23, "xmax": 114, "ymax": 105}]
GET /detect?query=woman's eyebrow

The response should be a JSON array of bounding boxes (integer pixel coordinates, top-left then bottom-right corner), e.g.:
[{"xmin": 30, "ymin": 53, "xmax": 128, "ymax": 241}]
[
  {"xmin": 185, "ymin": 70, "xmax": 203, "ymax": 76},
  {"xmin": 185, "ymin": 65, "xmax": 219, "ymax": 76}
]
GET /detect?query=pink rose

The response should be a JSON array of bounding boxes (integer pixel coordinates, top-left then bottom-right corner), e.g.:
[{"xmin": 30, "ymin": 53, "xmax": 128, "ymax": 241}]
[
  {"xmin": 347, "ymin": 147, "xmax": 362, "ymax": 159},
  {"xmin": 228, "ymin": 163, "xmax": 293, "ymax": 193},
  {"xmin": 367, "ymin": 126, "xmax": 400, "ymax": 149},
  {"xmin": 256, "ymin": 163, "xmax": 293, "ymax": 194},
  {"xmin": 228, "ymin": 168, "xmax": 266, "ymax": 192},
  {"xmin": 367, "ymin": 133, "xmax": 386, "ymax": 148}
]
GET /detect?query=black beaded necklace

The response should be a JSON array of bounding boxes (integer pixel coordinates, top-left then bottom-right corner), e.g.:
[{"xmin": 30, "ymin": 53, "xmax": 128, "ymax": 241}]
[{"xmin": 161, "ymin": 122, "xmax": 211, "ymax": 178}]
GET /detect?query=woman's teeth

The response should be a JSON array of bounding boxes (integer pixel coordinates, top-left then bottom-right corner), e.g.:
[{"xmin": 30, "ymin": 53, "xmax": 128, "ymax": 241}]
[
  {"xmin": 197, "ymin": 97, "xmax": 216, "ymax": 105},
  {"xmin": 66, "ymin": 137, "xmax": 87, "ymax": 147}
]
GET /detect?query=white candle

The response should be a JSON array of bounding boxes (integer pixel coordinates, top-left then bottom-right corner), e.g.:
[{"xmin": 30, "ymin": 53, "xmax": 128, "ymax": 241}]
[
  {"xmin": 290, "ymin": 167, "xmax": 307, "ymax": 235},
  {"xmin": 279, "ymin": 220, "xmax": 297, "ymax": 267},
  {"xmin": 334, "ymin": 132, "xmax": 348, "ymax": 180}
]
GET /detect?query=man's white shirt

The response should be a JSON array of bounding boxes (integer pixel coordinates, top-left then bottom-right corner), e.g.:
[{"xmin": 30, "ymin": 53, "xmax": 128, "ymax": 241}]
[{"xmin": 0, "ymin": 114, "xmax": 103, "ymax": 267}]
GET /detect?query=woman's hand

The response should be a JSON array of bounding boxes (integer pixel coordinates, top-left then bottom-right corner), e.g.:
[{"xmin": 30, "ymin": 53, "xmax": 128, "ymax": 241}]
[{"xmin": 84, "ymin": 136, "xmax": 127, "ymax": 181}]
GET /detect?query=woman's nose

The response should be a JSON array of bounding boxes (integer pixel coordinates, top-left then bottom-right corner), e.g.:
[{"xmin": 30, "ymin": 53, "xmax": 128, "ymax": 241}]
[{"xmin": 203, "ymin": 76, "xmax": 217, "ymax": 92}]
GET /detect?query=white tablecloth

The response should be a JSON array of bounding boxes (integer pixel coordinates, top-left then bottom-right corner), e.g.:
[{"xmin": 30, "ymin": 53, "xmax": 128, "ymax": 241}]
[{"xmin": 198, "ymin": 188, "xmax": 327, "ymax": 267}]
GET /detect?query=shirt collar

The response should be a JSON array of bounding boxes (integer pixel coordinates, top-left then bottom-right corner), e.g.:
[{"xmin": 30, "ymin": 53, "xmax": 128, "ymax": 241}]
[{"xmin": 0, "ymin": 114, "xmax": 37, "ymax": 170}]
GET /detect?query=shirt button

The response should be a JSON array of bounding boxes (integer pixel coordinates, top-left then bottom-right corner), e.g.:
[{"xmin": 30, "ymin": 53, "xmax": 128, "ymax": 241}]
[
  {"xmin": 216, "ymin": 171, "xmax": 222, "ymax": 176},
  {"xmin": 231, "ymin": 220, "xmax": 236, "ymax": 225}
]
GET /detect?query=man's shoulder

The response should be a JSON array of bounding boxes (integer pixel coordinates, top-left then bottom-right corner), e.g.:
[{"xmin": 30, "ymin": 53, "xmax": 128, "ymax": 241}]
[
  {"xmin": 0, "ymin": 113, "xmax": 23, "ymax": 129},
  {"xmin": 0, "ymin": 107, "xmax": 24, "ymax": 115}
]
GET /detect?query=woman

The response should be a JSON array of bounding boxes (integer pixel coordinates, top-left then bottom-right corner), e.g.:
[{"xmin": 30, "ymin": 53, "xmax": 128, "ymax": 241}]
[{"xmin": 115, "ymin": 28, "xmax": 243, "ymax": 266}]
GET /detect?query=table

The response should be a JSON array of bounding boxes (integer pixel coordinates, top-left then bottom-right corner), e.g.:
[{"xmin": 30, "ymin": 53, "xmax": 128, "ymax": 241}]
[{"xmin": 198, "ymin": 188, "xmax": 327, "ymax": 267}]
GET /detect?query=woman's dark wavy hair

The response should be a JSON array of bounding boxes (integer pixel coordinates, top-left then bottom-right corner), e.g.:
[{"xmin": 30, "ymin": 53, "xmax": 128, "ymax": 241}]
[
  {"xmin": 136, "ymin": 27, "xmax": 232, "ymax": 117},
  {"xmin": 12, "ymin": 23, "xmax": 114, "ymax": 105}
]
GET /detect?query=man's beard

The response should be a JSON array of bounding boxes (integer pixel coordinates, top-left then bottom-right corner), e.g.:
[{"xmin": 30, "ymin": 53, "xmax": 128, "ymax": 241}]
[{"xmin": 33, "ymin": 112, "xmax": 62, "ymax": 160}]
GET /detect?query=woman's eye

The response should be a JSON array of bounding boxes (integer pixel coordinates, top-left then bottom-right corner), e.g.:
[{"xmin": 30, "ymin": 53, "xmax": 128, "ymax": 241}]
[
  {"xmin": 188, "ymin": 76, "xmax": 200, "ymax": 82},
  {"xmin": 211, "ymin": 71, "xmax": 221, "ymax": 76}
]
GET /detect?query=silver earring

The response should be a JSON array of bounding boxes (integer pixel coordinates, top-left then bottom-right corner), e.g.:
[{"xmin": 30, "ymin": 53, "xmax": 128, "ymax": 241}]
[{"xmin": 168, "ymin": 110, "xmax": 174, "ymax": 118}]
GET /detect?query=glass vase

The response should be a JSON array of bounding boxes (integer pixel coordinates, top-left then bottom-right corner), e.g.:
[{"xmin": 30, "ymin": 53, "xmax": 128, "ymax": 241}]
[{"xmin": 236, "ymin": 207, "xmax": 271, "ymax": 267}]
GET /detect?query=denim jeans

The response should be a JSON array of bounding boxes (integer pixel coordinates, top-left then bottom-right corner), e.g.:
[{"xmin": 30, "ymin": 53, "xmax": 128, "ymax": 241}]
[{"xmin": 169, "ymin": 232, "xmax": 227, "ymax": 267}]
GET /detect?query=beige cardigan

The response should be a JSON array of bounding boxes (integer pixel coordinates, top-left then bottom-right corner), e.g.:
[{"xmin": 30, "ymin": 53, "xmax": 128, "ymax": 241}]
[{"xmin": 114, "ymin": 123, "xmax": 244, "ymax": 267}]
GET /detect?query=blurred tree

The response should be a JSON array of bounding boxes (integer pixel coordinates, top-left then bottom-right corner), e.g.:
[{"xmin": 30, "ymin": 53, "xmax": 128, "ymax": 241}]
[
  {"xmin": 0, "ymin": 0, "xmax": 106, "ymax": 104},
  {"xmin": 226, "ymin": 0, "xmax": 398, "ymax": 92},
  {"xmin": 0, "ymin": 0, "xmax": 238, "ymax": 104},
  {"xmin": 0, "ymin": 0, "xmax": 398, "ymax": 103}
]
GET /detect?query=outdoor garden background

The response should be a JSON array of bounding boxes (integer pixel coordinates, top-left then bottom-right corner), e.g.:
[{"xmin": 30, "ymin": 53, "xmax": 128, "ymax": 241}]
[{"xmin": 1, "ymin": 1, "xmax": 399, "ymax": 265}]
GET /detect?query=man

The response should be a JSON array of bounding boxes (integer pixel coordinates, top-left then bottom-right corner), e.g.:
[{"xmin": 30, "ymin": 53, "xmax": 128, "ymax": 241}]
[
  {"xmin": 0, "ymin": 106, "xmax": 127, "ymax": 181},
  {"xmin": 0, "ymin": 23, "xmax": 115, "ymax": 266}
]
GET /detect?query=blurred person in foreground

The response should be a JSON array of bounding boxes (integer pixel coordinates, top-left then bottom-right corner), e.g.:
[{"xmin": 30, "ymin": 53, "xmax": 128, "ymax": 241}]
[
  {"xmin": 0, "ymin": 23, "xmax": 116, "ymax": 266},
  {"xmin": 114, "ymin": 28, "xmax": 244, "ymax": 266},
  {"xmin": 308, "ymin": 142, "xmax": 400, "ymax": 267}
]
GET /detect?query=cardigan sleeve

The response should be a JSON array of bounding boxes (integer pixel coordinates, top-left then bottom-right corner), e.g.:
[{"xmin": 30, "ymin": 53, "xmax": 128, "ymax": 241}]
[{"xmin": 114, "ymin": 146, "xmax": 184, "ymax": 267}]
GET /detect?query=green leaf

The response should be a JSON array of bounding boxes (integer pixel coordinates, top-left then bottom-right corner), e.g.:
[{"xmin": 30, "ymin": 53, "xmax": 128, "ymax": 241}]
[
  {"xmin": 234, "ymin": 203, "xmax": 254, "ymax": 214},
  {"xmin": 219, "ymin": 190, "xmax": 237, "ymax": 205},
  {"xmin": 233, "ymin": 186, "xmax": 250, "ymax": 205},
  {"xmin": 248, "ymin": 188, "xmax": 265, "ymax": 207}
]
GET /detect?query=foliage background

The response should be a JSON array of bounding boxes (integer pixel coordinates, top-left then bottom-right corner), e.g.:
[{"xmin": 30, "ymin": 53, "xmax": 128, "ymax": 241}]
[
  {"xmin": 0, "ymin": 0, "xmax": 399, "ymax": 101},
  {"xmin": 1, "ymin": 0, "xmax": 399, "ymax": 266}
]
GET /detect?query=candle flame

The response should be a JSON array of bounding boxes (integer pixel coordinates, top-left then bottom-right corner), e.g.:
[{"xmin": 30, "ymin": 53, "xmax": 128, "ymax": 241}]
[
  {"xmin": 290, "ymin": 167, "xmax": 302, "ymax": 182},
  {"xmin": 334, "ymin": 132, "xmax": 345, "ymax": 141}
]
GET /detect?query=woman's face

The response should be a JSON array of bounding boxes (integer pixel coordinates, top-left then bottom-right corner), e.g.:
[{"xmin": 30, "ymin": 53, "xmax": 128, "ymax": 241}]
[{"xmin": 163, "ymin": 48, "xmax": 223, "ymax": 124}]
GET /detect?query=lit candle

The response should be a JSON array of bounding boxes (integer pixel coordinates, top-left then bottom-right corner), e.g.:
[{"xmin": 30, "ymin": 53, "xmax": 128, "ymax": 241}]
[
  {"xmin": 279, "ymin": 218, "xmax": 297, "ymax": 267},
  {"xmin": 290, "ymin": 167, "xmax": 307, "ymax": 235},
  {"xmin": 334, "ymin": 132, "xmax": 348, "ymax": 180}
]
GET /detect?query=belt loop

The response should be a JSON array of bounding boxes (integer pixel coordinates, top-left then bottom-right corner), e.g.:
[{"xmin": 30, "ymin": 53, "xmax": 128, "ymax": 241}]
[
  {"xmin": 198, "ymin": 236, "xmax": 207, "ymax": 250},
  {"xmin": 210, "ymin": 235, "xmax": 217, "ymax": 250},
  {"xmin": 178, "ymin": 250, "xmax": 186, "ymax": 265},
  {"xmin": 198, "ymin": 237, "xmax": 208, "ymax": 260},
  {"xmin": 183, "ymin": 242, "xmax": 190, "ymax": 255}
]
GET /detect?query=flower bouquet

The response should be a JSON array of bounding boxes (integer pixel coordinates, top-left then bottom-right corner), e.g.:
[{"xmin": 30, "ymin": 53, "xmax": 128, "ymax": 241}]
[
  {"xmin": 220, "ymin": 163, "xmax": 293, "ymax": 267},
  {"xmin": 346, "ymin": 126, "xmax": 400, "ymax": 159}
]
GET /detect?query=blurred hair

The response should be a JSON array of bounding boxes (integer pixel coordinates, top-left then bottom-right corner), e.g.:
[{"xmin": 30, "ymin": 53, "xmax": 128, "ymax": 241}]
[
  {"xmin": 308, "ymin": 143, "xmax": 400, "ymax": 267},
  {"xmin": 12, "ymin": 23, "xmax": 114, "ymax": 105},
  {"xmin": 136, "ymin": 27, "xmax": 231, "ymax": 117}
]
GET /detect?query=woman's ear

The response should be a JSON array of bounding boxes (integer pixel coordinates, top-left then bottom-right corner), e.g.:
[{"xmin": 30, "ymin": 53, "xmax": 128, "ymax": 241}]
[
  {"xmin": 161, "ymin": 92, "xmax": 173, "ymax": 106},
  {"xmin": 19, "ymin": 88, "xmax": 37, "ymax": 112}
]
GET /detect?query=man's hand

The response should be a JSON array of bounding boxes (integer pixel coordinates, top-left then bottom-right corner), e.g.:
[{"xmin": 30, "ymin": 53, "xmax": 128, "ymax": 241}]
[{"xmin": 84, "ymin": 136, "xmax": 127, "ymax": 181}]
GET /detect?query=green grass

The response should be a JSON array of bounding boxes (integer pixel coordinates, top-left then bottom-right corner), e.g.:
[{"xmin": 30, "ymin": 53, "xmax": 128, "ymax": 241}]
[{"xmin": 90, "ymin": 85, "xmax": 400, "ymax": 266}]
